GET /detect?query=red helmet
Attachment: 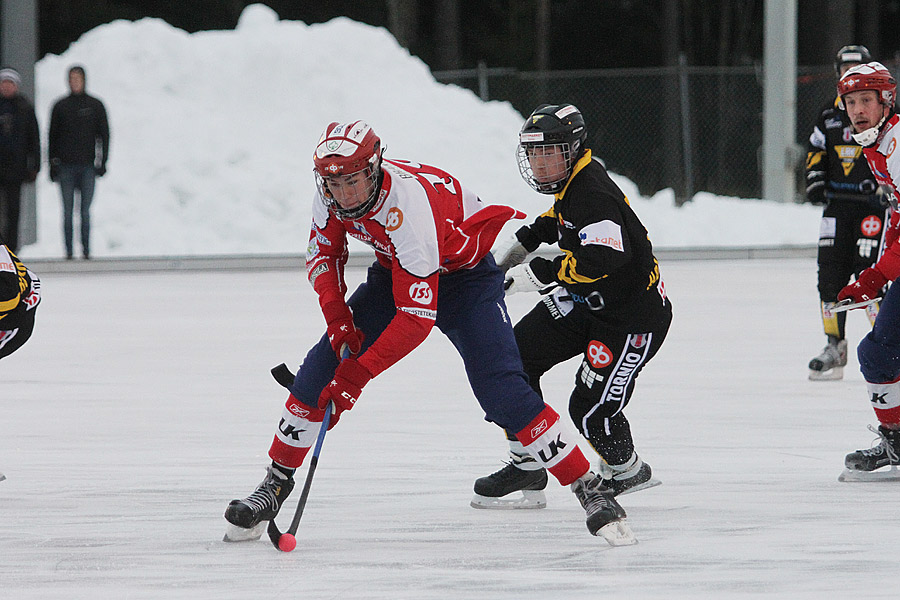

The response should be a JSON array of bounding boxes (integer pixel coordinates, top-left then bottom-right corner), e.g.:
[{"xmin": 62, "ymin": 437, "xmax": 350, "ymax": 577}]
[
  {"xmin": 313, "ymin": 121, "xmax": 384, "ymax": 219},
  {"xmin": 837, "ymin": 62, "xmax": 896, "ymax": 107}
]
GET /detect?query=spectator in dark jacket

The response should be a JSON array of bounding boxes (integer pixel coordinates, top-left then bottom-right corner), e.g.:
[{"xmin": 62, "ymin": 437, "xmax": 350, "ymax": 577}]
[
  {"xmin": 49, "ymin": 65, "xmax": 110, "ymax": 259},
  {"xmin": 0, "ymin": 68, "xmax": 40, "ymax": 254}
]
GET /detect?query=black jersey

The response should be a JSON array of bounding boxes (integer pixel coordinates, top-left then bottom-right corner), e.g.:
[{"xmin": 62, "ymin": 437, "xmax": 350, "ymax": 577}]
[
  {"xmin": 0, "ymin": 243, "xmax": 39, "ymax": 332},
  {"xmin": 515, "ymin": 151, "xmax": 669, "ymax": 329},
  {"xmin": 806, "ymin": 98, "xmax": 877, "ymax": 204}
]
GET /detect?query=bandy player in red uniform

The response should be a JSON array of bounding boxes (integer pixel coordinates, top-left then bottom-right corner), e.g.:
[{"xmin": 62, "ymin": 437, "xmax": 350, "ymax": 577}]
[
  {"xmin": 224, "ymin": 121, "xmax": 636, "ymax": 545},
  {"xmin": 835, "ymin": 62, "xmax": 900, "ymax": 480}
]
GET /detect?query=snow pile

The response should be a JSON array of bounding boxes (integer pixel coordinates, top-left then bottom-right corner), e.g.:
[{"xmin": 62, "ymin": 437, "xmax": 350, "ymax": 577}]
[{"xmin": 23, "ymin": 3, "xmax": 821, "ymax": 258}]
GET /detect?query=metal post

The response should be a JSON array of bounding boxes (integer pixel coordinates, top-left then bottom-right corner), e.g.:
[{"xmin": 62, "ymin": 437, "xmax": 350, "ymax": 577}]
[
  {"xmin": 678, "ymin": 53, "xmax": 694, "ymax": 204},
  {"xmin": 477, "ymin": 60, "xmax": 488, "ymax": 101},
  {"xmin": 762, "ymin": 0, "xmax": 798, "ymax": 202},
  {"xmin": 1, "ymin": 0, "xmax": 39, "ymax": 245}
]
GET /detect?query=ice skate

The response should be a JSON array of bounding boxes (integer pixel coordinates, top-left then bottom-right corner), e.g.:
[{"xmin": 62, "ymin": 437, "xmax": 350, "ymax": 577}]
[
  {"xmin": 223, "ymin": 465, "xmax": 295, "ymax": 542},
  {"xmin": 571, "ymin": 473, "xmax": 636, "ymax": 546},
  {"xmin": 599, "ymin": 454, "xmax": 661, "ymax": 496},
  {"xmin": 839, "ymin": 425, "xmax": 900, "ymax": 482},
  {"xmin": 808, "ymin": 337, "xmax": 847, "ymax": 381},
  {"xmin": 471, "ymin": 453, "xmax": 548, "ymax": 509}
]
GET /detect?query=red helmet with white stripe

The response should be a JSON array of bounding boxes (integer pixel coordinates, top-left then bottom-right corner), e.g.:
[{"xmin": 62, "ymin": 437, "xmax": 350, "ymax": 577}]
[
  {"xmin": 837, "ymin": 62, "xmax": 897, "ymax": 145},
  {"xmin": 837, "ymin": 62, "xmax": 896, "ymax": 107},
  {"xmin": 313, "ymin": 121, "xmax": 384, "ymax": 219}
]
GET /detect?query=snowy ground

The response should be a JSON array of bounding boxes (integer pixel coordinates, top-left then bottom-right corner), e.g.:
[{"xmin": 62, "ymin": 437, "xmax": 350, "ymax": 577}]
[{"xmin": 1, "ymin": 257, "xmax": 895, "ymax": 599}]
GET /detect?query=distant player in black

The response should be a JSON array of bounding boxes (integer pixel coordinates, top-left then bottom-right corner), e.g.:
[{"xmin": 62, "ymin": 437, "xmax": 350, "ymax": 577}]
[
  {"xmin": 805, "ymin": 45, "xmax": 890, "ymax": 380},
  {"xmin": 0, "ymin": 234, "xmax": 40, "ymax": 359},
  {"xmin": 471, "ymin": 104, "xmax": 672, "ymax": 509}
]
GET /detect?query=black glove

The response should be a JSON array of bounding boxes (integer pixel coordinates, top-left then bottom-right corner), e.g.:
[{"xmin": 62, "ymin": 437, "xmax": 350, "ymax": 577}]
[
  {"xmin": 807, "ymin": 187, "xmax": 826, "ymax": 206},
  {"xmin": 95, "ymin": 165, "xmax": 107, "ymax": 177}
]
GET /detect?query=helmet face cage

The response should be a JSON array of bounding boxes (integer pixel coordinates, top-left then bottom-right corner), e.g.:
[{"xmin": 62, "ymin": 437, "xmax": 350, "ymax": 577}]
[
  {"xmin": 315, "ymin": 163, "xmax": 382, "ymax": 220},
  {"xmin": 516, "ymin": 104, "xmax": 587, "ymax": 194},
  {"xmin": 517, "ymin": 141, "xmax": 576, "ymax": 194},
  {"xmin": 313, "ymin": 121, "xmax": 383, "ymax": 220}
]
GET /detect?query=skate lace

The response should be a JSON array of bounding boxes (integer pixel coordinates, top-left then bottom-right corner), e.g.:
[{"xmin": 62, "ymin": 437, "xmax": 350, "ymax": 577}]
[
  {"xmin": 490, "ymin": 461, "xmax": 527, "ymax": 482},
  {"xmin": 573, "ymin": 477, "xmax": 612, "ymax": 514},
  {"xmin": 816, "ymin": 342, "xmax": 843, "ymax": 366},
  {"xmin": 243, "ymin": 478, "xmax": 279, "ymax": 515},
  {"xmin": 862, "ymin": 425, "xmax": 900, "ymax": 463}
]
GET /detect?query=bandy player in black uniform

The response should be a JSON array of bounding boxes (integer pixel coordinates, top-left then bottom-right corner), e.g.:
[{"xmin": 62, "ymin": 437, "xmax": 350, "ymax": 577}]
[
  {"xmin": 0, "ymin": 235, "xmax": 40, "ymax": 361},
  {"xmin": 805, "ymin": 45, "xmax": 892, "ymax": 380},
  {"xmin": 471, "ymin": 104, "xmax": 672, "ymax": 509}
]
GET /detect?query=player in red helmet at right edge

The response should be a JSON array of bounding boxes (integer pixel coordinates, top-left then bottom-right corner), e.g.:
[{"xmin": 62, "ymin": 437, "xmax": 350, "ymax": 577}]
[
  {"xmin": 834, "ymin": 62, "xmax": 900, "ymax": 481},
  {"xmin": 223, "ymin": 120, "xmax": 635, "ymax": 545}
]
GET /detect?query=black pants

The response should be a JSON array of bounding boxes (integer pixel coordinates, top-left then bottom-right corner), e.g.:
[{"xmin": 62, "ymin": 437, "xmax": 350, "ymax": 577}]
[
  {"xmin": 510, "ymin": 290, "xmax": 672, "ymax": 465},
  {"xmin": 0, "ymin": 306, "xmax": 37, "ymax": 360},
  {"xmin": 0, "ymin": 181, "xmax": 22, "ymax": 253},
  {"xmin": 817, "ymin": 200, "xmax": 888, "ymax": 338}
]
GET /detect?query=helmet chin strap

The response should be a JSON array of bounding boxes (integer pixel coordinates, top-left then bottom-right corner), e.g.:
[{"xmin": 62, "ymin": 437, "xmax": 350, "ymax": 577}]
[{"xmin": 851, "ymin": 111, "xmax": 889, "ymax": 147}]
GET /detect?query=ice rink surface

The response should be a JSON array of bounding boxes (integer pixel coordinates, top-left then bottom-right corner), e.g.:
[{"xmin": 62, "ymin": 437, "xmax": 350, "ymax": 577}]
[{"xmin": 1, "ymin": 257, "xmax": 896, "ymax": 599}]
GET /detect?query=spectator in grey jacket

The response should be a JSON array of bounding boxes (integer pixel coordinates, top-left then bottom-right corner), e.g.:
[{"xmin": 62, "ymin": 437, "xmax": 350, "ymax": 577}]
[
  {"xmin": 0, "ymin": 68, "xmax": 40, "ymax": 254},
  {"xmin": 49, "ymin": 65, "xmax": 109, "ymax": 259}
]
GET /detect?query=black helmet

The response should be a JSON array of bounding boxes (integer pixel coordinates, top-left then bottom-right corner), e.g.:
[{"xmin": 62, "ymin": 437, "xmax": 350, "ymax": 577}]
[
  {"xmin": 516, "ymin": 103, "xmax": 588, "ymax": 194},
  {"xmin": 834, "ymin": 45, "xmax": 872, "ymax": 77}
]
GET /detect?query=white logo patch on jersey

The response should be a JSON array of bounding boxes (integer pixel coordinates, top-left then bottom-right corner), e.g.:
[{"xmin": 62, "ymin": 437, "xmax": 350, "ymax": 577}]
[
  {"xmin": 579, "ymin": 220, "xmax": 624, "ymax": 252},
  {"xmin": 0, "ymin": 245, "xmax": 14, "ymax": 273},
  {"xmin": 819, "ymin": 216, "xmax": 837, "ymax": 240}
]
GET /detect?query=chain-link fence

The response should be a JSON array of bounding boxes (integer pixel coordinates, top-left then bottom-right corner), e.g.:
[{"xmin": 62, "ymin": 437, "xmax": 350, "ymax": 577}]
[{"xmin": 434, "ymin": 60, "xmax": 900, "ymax": 204}]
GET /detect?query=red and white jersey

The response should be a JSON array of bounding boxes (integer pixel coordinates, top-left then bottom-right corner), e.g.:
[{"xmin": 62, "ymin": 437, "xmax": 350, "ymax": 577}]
[
  {"xmin": 863, "ymin": 113, "xmax": 900, "ymax": 279},
  {"xmin": 305, "ymin": 159, "xmax": 524, "ymax": 377}
]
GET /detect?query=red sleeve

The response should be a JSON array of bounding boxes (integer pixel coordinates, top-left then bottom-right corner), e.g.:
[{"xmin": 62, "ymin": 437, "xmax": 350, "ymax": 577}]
[
  {"xmin": 306, "ymin": 214, "xmax": 350, "ymax": 311},
  {"xmin": 356, "ymin": 268, "xmax": 438, "ymax": 378}
]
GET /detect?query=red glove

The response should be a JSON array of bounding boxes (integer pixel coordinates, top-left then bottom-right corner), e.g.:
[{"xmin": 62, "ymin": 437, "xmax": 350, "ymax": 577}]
[
  {"xmin": 318, "ymin": 358, "xmax": 373, "ymax": 417},
  {"xmin": 322, "ymin": 301, "xmax": 364, "ymax": 359},
  {"xmin": 838, "ymin": 267, "xmax": 888, "ymax": 305}
]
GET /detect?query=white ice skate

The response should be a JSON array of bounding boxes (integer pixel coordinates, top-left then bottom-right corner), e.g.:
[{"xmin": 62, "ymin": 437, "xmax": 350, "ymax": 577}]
[{"xmin": 808, "ymin": 338, "xmax": 847, "ymax": 381}]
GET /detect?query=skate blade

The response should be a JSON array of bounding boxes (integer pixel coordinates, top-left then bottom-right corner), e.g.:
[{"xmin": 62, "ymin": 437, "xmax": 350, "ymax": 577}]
[
  {"xmin": 838, "ymin": 466, "xmax": 900, "ymax": 482},
  {"xmin": 223, "ymin": 521, "xmax": 266, "ymax": 542},
  {"xmin": 809, "ymin": 366, "xmax": 843, "ymax": 381},
  {"xmin": 470, "ymin": 490, "xmax": 547, "ymax": 510},
  {"xmin": 596, "ymin": 520, "xmax": 637, "ymax": 546},
  {"xmin": 617, "ymin": 477, "xmax": 662, "ymax": 496}
]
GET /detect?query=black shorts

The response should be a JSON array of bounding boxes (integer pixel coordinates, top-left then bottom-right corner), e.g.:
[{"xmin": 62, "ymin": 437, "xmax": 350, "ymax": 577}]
[{"xmin": 514, "ymin": 287, "xmax": 672, "ymax": 436}]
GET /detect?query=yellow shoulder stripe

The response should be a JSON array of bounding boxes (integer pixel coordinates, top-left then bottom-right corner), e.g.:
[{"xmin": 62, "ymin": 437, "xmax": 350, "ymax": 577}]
[{"xmin": 557, "ymin": 250, "xmax": 602, "ymax": 285}]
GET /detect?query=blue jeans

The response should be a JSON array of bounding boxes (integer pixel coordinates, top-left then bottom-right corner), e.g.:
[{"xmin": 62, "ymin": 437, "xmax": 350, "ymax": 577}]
[{"xmin": 58, "ymin": 165, "xmax": 96, "ymax": 257}]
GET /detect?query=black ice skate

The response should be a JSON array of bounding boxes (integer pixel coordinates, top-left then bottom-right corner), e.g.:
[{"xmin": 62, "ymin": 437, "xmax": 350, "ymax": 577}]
[
  {"xmin": 839, "ymin": 425, "xmax": 900, "ymax": 482},
  {"xmin": 599, "ymin": 454, "xmax": 661, "ymax": 496},
  {"xmin": 571, "ymin": 474, "xmax": 635, "ymax": 545},
  {"xmin": 808, "ymin": 337, "xmax": 847, "ymax": 381},
  {"xmin": 470, "ymin": 454, "xmax": 548, "ymax": 509},
  {"xmin": 223, "ymin": 465, "xmax": 295, "ymax": 542}
]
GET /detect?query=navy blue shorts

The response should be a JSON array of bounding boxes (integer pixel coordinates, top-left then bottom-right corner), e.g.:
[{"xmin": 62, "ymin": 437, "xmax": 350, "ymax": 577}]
[{"xmin": 289, "ymin": 255, "xmax": 546, "ymax": 433}]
